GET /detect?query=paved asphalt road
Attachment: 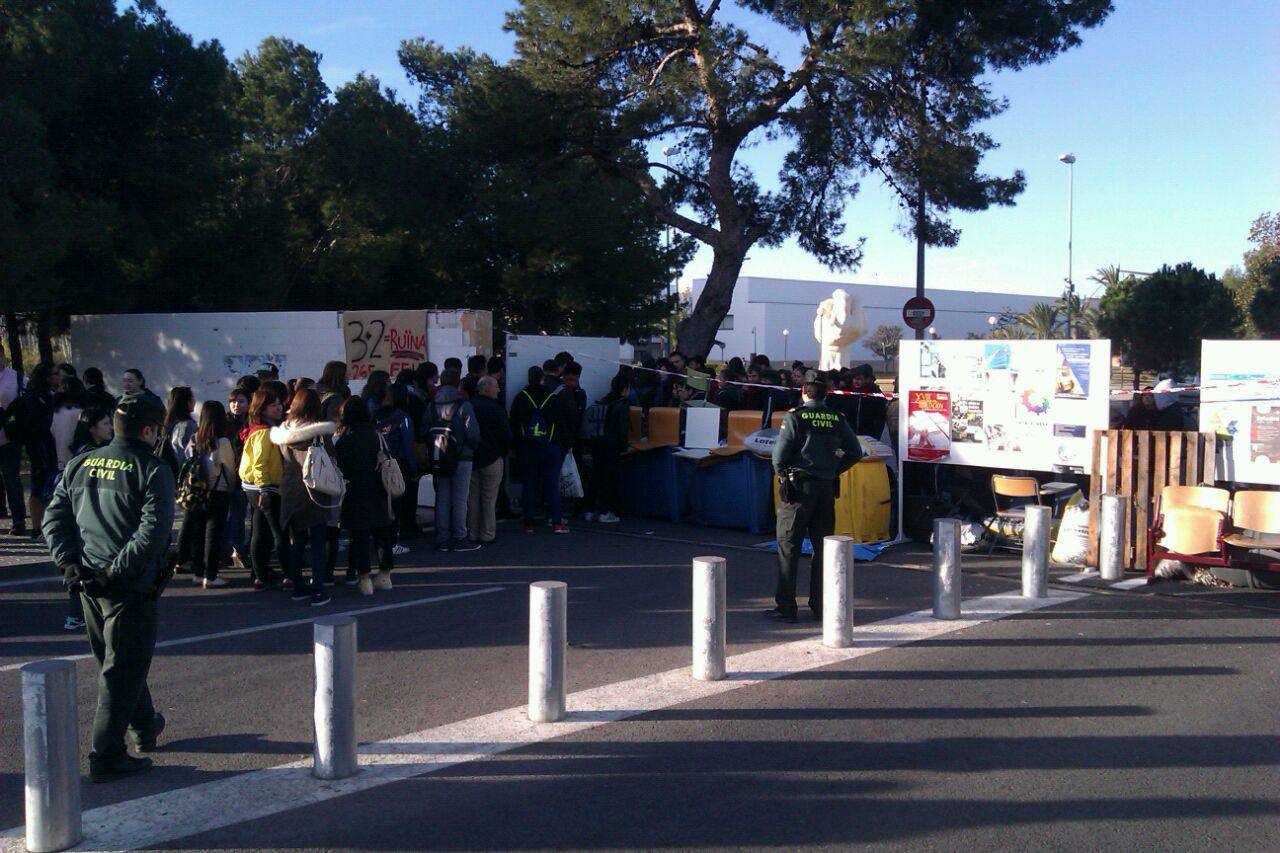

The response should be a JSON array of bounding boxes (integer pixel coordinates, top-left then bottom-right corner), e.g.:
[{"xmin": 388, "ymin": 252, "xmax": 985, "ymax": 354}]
[{"xmin": 1, "ymin": 516, "xmax": 1278, "ymax": 850}]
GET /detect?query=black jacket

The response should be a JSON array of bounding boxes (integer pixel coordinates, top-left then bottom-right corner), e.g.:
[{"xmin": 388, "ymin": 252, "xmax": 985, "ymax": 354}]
[
  {"xmin": 333, "ymin": 423, "xmax": 392, "ymax": 531},
  {"xmin": 472, "ymin": 395, "xmax": 513, "ymax": 468},
  {"xmin": 509, "ymin": 383, "xmax": 573, "ymax": 448}
]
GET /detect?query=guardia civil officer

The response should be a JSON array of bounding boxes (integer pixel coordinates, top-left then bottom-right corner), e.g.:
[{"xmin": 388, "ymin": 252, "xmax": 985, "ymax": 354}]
[
  {"xmin": 768, "ymin": 371, "xmax": 863, "ymax": 622},
  {"xmin": 43, "ymin": 393, "xmax": 175, "ymax": 781}
]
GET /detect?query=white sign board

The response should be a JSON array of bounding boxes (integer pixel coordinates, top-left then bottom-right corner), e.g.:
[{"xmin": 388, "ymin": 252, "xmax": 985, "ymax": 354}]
[
  {"xmin": 898, "ymin": 339, "xmax": 1112, "ymax": 474},
  {"xmin": 1200, "ymin": 339, "xmax": 1280, "ymax": 485}
]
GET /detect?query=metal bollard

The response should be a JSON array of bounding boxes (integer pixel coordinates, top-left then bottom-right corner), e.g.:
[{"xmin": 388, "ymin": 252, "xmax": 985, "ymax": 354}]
[
  {"xmin": 692, "ymin": 557, "xmax": 727, "ymax": 681},
  {"xmin": 313, "ymin": 615, "xmax": 358, "ymax": 780},
  {"xmin": 823, "ymin": 536, "xmax": 856, "ymax": 648},
  {"xmin": 22, "ymin": 660, "xmax": 81, "ymax": 853},
  {"xmin": 528, "ymin": 581, "xmax": 567, "ymax": 722},
  {"xmin": 1022, "ymin": 505, "xmax": 1051, "ymax": 598},
  {"xmin": 1099, "ymin": 493, "xmax": 1128, "ymax": 581},
  {"xmin": 932, "ymin": 517, "xmax": 962, "ymax": 620}
]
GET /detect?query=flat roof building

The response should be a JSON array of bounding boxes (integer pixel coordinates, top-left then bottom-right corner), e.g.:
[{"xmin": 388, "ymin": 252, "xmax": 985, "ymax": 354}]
[{"xmin": 690, "ymin": 275, "xmax": 1053, "ymax": 365}]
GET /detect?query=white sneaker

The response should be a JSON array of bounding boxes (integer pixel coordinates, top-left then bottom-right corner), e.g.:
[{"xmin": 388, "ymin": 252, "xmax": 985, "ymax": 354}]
[
  {"xmin": 392, "ymin": 544, "xmax": 409, "ymax": 556},
  {"xmin": 374, "ymin": 573, "xmax": 393, "ymax": 590},
  {"xmin": 203, "ymin": 577, "xmax": 229, "ymax": 588},
  {"xmin": 358, "ymin": 576, "xmax": 374, "ymax": 596},
  {"xmin": 583, "ymin": 512, "xmax": 597, "ymax": 522},
  {"xmin": 599, "ymin": 512, "xmax": 621, "ymax": 524}
]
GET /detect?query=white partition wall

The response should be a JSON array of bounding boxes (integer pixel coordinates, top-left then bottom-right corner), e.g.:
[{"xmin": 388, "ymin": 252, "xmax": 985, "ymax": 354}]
[
  {"xmin": 898, "ymin": 339, "xmax": 1112, "ymax": 474},
  {"xmin": 505, "ymin": 334, "xmax": 622, "ymax": 409}
]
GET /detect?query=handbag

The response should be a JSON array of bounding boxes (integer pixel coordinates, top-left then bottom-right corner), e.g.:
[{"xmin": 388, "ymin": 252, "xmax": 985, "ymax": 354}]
[
  {"xmin": 302, "ymin": 437, "xmax": 346, "ymax": 508},
  {"xmin": 377, "ymin": 433, "xmax": 406, "ymax": 499}
]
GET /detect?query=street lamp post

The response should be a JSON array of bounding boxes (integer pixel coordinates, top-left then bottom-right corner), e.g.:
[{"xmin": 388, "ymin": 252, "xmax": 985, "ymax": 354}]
[
  {"xmin": 752, "ymin": 326, "xmax": 758, "ymax": 358},
  {"xmin": 928, "ymin": 326, "xmax": 938, "ymax": 340},
  {"xmin": 782, "ymin": 328, "xmax": 789, "ymax": 362},
  {"xmin": 1059, "ymin": 153, "xmax": 1076, "ymax": 339}
]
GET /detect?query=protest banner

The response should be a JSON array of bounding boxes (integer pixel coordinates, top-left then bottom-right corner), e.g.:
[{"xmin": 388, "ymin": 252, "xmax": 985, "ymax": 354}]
[{"xmin": 343, "ymin": 310, "xmax": 428, "ymax": 380}]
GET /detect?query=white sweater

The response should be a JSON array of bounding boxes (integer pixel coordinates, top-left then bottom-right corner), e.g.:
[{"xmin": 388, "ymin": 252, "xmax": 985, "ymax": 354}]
[{"xmin": 52, "ymin": 407, "xmax": 82, "ymax": 470}]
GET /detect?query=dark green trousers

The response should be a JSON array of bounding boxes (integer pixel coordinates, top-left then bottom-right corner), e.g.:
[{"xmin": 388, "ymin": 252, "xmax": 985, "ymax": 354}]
[
  {"xmin": 81, "ymin": 589, "xmax": 159, "ymax": 761},
  {"xmin": 775, "ymin": 477, "xmax": 835, "ymax": 615}
]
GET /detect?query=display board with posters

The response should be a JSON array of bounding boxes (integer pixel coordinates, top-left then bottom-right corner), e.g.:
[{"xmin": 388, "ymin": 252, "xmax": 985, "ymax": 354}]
[
  {"xmin": 898, "ymin": 339, "xmax": 1112, "ymax": 474},
  {"xmin": 342, "ymin": 309, "xmax": 428, "ymax": 381},
  {"xmin": 1200, "ymin": 339, "xmax": 1280, "ymax": 485}
]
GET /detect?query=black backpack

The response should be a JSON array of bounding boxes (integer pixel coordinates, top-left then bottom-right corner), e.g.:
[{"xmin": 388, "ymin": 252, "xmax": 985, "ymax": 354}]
[
  {"xmin": 426, "ymin": 402, "xmax": 463, "ymax": 477},
  {"xmin": 520, "ymin": 389, "xmax": 556, "ymax": 444},
  {"xmin": 581, "ymin": 400, "xmax": 610, "ymax": 441}
]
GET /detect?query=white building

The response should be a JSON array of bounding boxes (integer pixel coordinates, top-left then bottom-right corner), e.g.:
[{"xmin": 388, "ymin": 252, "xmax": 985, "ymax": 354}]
[{"xmin": 689, "ymin": 275, "xmax": 1052, "ymax": 365}]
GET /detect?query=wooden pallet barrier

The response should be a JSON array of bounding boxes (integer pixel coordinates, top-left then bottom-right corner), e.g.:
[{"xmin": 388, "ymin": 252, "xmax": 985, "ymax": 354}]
[{"xmin": 1086, "ymin": 430, "xmax": 1218, "ymax": 568}]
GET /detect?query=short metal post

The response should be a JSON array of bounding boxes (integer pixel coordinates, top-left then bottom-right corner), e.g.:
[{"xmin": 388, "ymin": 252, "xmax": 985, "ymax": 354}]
[
  {"xmin": 823, "ymin": 536, "xmax": 855, "ymax": 648},
  {"xmin": 932, "ymin": 517, "xmax": 962, "ymax": 620},
  {"xmin": 313, "ymin": 615, "xmax": 358, "ymax": 780},
  {"xmin": 22, "ymin": 660, "xmax": 81, "ymax": 853},
  {"xmin": 529, "ymin": 581, "xmax": 567, "ymax": 722},
  {"xmin": 692, "ymin": 557, "xmax": 727, "ymax": 680},
  {"xmin": 1022, "ymin": 505, "xmax": 1051, "ymax": 598},
  {"xmin": 1099, "ymin": 493, "xmax": 1128, "ymax": 581}
]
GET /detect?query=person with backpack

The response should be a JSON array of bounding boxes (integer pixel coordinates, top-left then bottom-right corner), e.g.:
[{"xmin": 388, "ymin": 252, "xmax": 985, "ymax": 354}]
[
  {"xmin": 391, "ymin": 370, "xmax": 426, "ymax": 539},
  {"xmin": 509, "ymin": 365, "xmax": 571, "ymax": 535},
  {"xmin": 238, "ymin": 387, "xmax": 289, "ymax": 590},
  {"xmin": 375, "ymin": 384, "xmax": 417, "ymax": 554},
  {"xmin": 424, "ymin": 369, "xmax": 480, "ymax": 552},
  {"xmin": 466, "ymin": 376, "xmax": 512, "ymax": 545},
  {"xmin": 270, "ymin": 388, "xmax": 336, "ymax": 606},
  {"xmin": 583, "ymin": 373, "xmax": 632, "ymax": 524},
  {"xmin": 175, "ymin": 401, "xmax": 237, "ymax": 590},
  {"xmin": 224, "ymin": 387, "xmax": 251, "ymax": 570},
  {"xmin": 10, "ymin": 363, "xmax": 57, "ymax": 538},
  {"xmin": 334, "ymin": 396, "xmax": 394, "ymax": 595}
]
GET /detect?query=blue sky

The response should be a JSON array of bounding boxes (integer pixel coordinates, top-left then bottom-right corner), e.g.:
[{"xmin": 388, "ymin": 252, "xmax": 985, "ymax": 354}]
[{"xmin": 150, "ymin": 0, "xmax": 1279, "ymax": 300}]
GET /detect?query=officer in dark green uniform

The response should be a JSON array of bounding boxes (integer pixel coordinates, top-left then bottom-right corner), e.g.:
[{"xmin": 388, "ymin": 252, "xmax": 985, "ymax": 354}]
[
  {"xmin": 768, "ymin": 371, "xmax": 863, "ymax": 622},
  {"xmin": 43, "ymin": 393, "xmax": 175, "ymax": 781}
]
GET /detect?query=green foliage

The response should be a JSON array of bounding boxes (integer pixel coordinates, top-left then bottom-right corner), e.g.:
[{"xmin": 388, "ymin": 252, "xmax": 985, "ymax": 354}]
[
  {"xmin": 1016, "ymin": 302, "xmax": 1061, "ymax": 339},
  {"xmin": 861, "ymin": 324, "xmax": 902, "ymax": 371},
  {"xmin": 1096, "ymin": 263, "xmax": 1239, "ymax": 376},
  {"xmin": 505, "ymin": 0, "xmax": 1113, "ymax": 356},
  {"xmin": 1242, "ymin": 212, "xmax": 1280, "ymax": 338}
]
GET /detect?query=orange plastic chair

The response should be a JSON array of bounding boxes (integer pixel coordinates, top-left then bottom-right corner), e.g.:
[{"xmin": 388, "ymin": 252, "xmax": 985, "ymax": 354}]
[
  {"xmin": 1223, "ymin": 490, "xmax": 1280, "ymax": 550},
  {"xmin": 645, "ymin": 407, "xmax": 681, "ymax": 448},
  {"xmin": 628, "ymin": 406, "xmax": 643, "ymax": 445},
  {"xmin": 769, "ymin": 411, "xmax": 786, "ymax": 430},
  {"xmin": 987, "ymin": 475, "xmax": 1041, "ymax": 554},
  {"xmin": 1161, "ymin": 485, "xmax": 1230, "ymax": 515}
]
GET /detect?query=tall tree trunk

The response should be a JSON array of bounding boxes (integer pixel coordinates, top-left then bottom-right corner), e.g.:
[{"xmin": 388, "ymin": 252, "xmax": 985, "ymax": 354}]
[
  {"xmin": 675, "ymin": 243, "xmax": 745, "ymax": 359},
  {"xmin": 36, "ymin": 309, "xmax": 54, "ymax": 366},
  {"xmin": 2, "ymin": 313, "xmax": 23, "ymax": 375}
]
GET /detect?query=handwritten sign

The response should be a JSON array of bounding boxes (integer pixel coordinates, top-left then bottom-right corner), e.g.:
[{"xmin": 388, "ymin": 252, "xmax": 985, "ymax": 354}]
[{"xmin": 343, "ymin": 310, "xmax": 427, "ymax": 380}]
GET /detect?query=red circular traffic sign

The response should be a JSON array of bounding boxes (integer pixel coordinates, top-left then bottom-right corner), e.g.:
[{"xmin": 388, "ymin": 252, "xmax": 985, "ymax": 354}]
[{"xmin": 902, "ymin": 295, "xmax": 935, "ymax": 331}]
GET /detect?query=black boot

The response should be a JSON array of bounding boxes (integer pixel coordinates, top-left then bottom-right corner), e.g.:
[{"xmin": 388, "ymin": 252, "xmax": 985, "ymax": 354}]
[
  {"xmin": 132, "ymin": 712, "xmax": 166, "ymax": 753},
  {"xmin": 89, "ymin": 754, "xmax": 153, "ymax": 783}
]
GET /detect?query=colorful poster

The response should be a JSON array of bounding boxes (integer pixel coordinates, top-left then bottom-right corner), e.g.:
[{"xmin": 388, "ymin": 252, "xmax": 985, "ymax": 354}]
[
  {"xmin": 1250, "ymin": 404, "xmax": 1280, "ymax": 463},
  {"xmin": 343, "ymin": 310, "xmax": 428, "ymax": 380},
  {"xmin": 907, "ymin": 390, "xmax": 952, "ymax": 461},
  {"xmin": 1055, "ymin": 343, "xmax": 1091, "ymax": 399},
  {"xmin": 951, "ymin": 398, "xmax": 984, "ymax": 443},
  {"xmin": 983, "ymin": 343, "xmax": 1011, "ymax": 371}
]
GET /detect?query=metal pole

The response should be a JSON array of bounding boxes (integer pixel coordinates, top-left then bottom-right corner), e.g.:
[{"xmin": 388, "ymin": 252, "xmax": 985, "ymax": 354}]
[
  {"xmin": 1099, "ymin": 494, "xmax": 1127, "ymax": 581},
  {"xmin": 529, "ymin": 581, "xmax": 567, "ymax": 722},
  {"xmin": 823, "ymin": 535, "xmax": 856, "ymax": 648},
  {"xmin": 1065, "ymin": 159, "xmax": 1075, "ymax": 338},
  {"xmin": 915, "ymin": 187, "xmax": 926, "ymax": 341},
  {"xmin": 313, "ymin": 615, "xmax": 358, "ymax": 780},
  {"xmin": 691, "ymin": 557, "xmax": 726, "ymax": 681},
  {"xmin": 1022, "ymin": 505, "xmax": 1051, "ymax": 598},
  {"xmin": 22, "ymin": 659, "xmax": 81, "ymax": 853},
  {"xmin": 932, "ymin": 517, "xmax": 962, "ymax": 619}
]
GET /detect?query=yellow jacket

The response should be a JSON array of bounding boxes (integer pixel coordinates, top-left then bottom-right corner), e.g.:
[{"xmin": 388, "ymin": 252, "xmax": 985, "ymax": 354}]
[{"xmin": 238, "ymin": 424, "xmax": 282, "ymax": 487}]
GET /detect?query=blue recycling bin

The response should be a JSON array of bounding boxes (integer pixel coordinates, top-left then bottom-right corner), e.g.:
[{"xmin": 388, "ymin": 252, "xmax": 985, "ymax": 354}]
[
  {"xmin": 686, "ymin": 453, "xmax": 775, "ymax": 534},
  {"xmin": 621, "ymin": 447, "xmax": 689, "ymax": 522}
]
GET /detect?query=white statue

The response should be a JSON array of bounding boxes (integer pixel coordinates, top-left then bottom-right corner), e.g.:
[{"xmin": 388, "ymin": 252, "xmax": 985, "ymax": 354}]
[{"xmin": 814, "ymin": 288, "xmax": 865, "ymax": 370}]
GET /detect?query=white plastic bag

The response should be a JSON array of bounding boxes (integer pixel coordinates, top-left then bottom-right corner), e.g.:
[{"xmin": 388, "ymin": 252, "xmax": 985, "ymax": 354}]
[
  {"xmin": 1051, "ymin": 498, "xmax": 1090, "ymax": 565},
  {"xmin": 559, "ymin": 452, "xmax": 585, "ymax": 499}
]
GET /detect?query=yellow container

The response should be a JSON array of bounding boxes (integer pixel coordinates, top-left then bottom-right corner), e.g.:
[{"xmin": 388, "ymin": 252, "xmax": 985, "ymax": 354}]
[{"xmin": 770, "ymin": 458, "xmax": 892, "ymax": 543}]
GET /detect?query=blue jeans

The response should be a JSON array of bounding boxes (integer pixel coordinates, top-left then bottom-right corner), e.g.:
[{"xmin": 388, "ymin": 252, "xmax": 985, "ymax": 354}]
[
  {"xmin": 0, "ymin": 442, "xmax": 24, "ymax": 527},
  {"xmin": 518, "ymin": 442, "xmax": 563, "ymax": 525},
  {"xmin": 290, "ymin": 522, "xmax": 328, "ymax": 593},
  {"xmin": 224, "ymin": 483, "xmax": 248, "ymax": 555},
  {"xmin": 434, "ymin": 461, "xmax": 474, "ymax": 544}
]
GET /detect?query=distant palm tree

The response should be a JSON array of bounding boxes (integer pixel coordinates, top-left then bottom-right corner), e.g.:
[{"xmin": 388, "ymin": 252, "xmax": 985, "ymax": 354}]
[
  {"xmin": 1016, "ymin": 302, "xmax": 1061, "ymax": 339},
  {"xmin": 1088, "ymin": 265, "xmax": 1123, "ymax": 291},
  {"xmin": 1057, "ymin": 293, "xmax": 1099, "ymax": 338},
  {"xmin": 991, "ymin": 323, "xmax": 1031, "ymax": 340}
]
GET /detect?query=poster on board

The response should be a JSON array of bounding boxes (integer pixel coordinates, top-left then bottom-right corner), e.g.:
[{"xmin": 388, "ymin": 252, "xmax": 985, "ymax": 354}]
[
  {"xmin": 343, "ymin": 310, "xmax": 428, "ymax": 380},
  {"xmin": 898, "ymin": 339, "xmax": 1111, "ymax": 474},
  {"xmin": 1200, "ymin": 339, "xmax": 1280, "ymax": 485}
]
